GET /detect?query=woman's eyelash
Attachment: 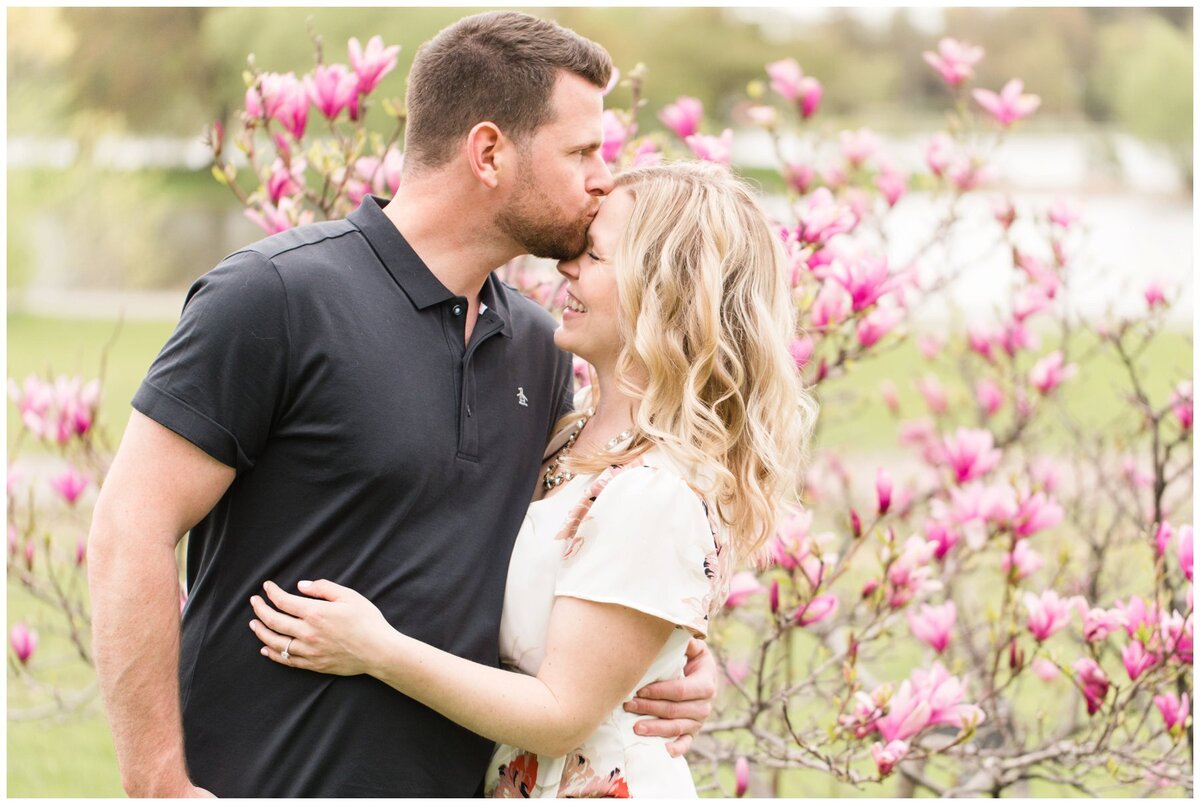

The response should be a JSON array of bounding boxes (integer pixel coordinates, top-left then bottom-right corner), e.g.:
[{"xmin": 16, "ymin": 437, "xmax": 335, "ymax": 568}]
[{"xmin": 587, "ymin": 251, "xmax": 601, "ymax": 261}]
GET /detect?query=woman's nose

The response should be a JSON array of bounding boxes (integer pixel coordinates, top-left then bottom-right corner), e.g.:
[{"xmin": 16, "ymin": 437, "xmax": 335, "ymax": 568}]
[{"xmin": 556, "ymin": 258, "xmax": 579, "ymax": 279}]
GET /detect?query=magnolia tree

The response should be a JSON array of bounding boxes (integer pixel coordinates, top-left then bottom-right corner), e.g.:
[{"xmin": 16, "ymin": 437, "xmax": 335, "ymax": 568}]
[{"xmin": 8, "ymin": 31, "xmax": 1193, "ymax": 798}]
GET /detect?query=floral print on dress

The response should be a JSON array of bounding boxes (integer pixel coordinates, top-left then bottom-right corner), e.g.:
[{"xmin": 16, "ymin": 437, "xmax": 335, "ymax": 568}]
[
  {"xmin": 558, "ymin": 752, "xmax": 631, "ymax": 798},
  {"xmin": 554, "ymin": 459, "xmax": 645, "ymax": 558},
  {"xmin": 490, "ymin": 751, "xmax": 541, "ymax": 798},
  {"xmin": 682, "ymin": 486, "xmax": 734, "ymax": 635}
]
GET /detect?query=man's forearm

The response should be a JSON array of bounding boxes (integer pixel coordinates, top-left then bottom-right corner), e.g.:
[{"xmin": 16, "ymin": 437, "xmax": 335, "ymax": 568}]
[{"xmin": 89, "ymin": 517, "xmax": 193, "ymax": 797}]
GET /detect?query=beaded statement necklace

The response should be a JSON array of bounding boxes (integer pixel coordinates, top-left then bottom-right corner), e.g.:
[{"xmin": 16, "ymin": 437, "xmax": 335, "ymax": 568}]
[{"xmin": 542, "ymin": 408, "xmax": 633, "ymax": 491}]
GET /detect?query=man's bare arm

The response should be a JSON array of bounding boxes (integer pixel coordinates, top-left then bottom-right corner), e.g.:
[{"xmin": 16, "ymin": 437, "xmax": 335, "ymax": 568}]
[{"xmin": 88, "ymin": 410, "xmax": 234, "ymax": 797}]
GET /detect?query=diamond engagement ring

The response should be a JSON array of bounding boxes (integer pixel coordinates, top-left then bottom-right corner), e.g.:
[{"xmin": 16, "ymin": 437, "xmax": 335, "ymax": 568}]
[{"xmin": 282, "ymin": 638, "xmax": 295, "ymax": 661}]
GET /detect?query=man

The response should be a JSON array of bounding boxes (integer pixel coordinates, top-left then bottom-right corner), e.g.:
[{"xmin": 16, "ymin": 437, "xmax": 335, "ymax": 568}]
[{"xmin": 88, "ymin": 11, "xmax": 716, "ymax": 798}]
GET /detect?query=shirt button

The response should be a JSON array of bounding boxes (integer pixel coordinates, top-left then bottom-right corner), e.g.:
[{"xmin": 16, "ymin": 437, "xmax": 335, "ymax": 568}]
[{"xmin": 451, "ymin": 304, "xmax": 464, "ymax": 317}]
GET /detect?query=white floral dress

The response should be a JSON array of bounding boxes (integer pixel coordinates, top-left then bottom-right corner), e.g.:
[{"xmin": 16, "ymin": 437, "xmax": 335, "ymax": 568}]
[{"xmin": 482, "ymin": 437, "xmax": 732, "ymax": 798}]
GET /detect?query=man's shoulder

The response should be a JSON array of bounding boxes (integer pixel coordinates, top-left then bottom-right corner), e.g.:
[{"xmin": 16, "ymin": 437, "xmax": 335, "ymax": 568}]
[{"xmin": 240, "ymin": 219, "xmax": 360, "ymax": 264}]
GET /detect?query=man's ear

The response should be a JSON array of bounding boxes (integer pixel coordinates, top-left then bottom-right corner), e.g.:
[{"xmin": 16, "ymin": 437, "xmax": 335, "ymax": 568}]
[{"xmin": 466, "ymin": 122, "xmax": 505, "ymax": 189}]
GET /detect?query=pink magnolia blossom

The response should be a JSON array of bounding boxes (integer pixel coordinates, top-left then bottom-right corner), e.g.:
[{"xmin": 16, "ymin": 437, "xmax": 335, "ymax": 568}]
[
  {"xmin": 941, "ymin": 428, "xmax": 1002, "ymax": 484},
  {"xmin": 1153, "ymin": 692, "xmax": 1190, "ymax": 737},
  {"xmin": 911, "ymin": 662, "xmax": 985, "ymax": 731},
  {"xmin": 973, "ymin": 79, "xmax": 1041, "ymax": 127},
  {"xmin": 875, "ymin": 163, "xmax": 907, "ymax": 207},
  {"xmin": 1121, "ymin": 636, "xmax": 1159, "ymax": 681},
  {"xmin": 917, "ymin": 334, "xmax": 943, "ymax": 360},
  {"xmin": 922, "ymin": 37, "xmax": 983, "ymax": 86},
  {"xmin": 908, "ymin": 601, "xmax": 955, "ymax": 653},
  {"xmin": 348, "ymin": 35, "xmax": 400, "ymax": 96},
  {"xmin": 1083, "ymin": 607, "xmax": 1128, "ymax": 643},
  {"xmin": 685, "ymin": 129, "xmax": 732, "ymax": 166},
  {"xmin": 885, "ymin": 536, "xmax": 939, "ymax": 608},
  {"xmin": 1048, "ymin": 198, "xmax": 1081, "ymax": 229},
  {"xmin": 380, "ymin": 147, "xmax": 404, "ymax": 195},
  {"xmin": 745, "ymin": 104, "xmax": 778, "ymax": 129},
  {"xmin": 1002, "ymin": 540, "xmax": 1043, "ymax": 581},
  {"xmin": 630, "ymin": 139, "xmax": 662, "ymax": 168},
  {"xmin": 50, "ymin": 465, "xmax": 89, "ymax": 506},
  {"xmin": 809, "ymin": 280, "xmax": 851, "ymax": 329},
  {"xmin": 782, "ymin": 161, "xmax": 814, "ymax": 194},
  {"xmin": 873, "ymin": 681, "xmax": 932, "ymax": 742},
  {"xmin": 10, "ymin": 623, "xmax": 37, "ymax": 665},
  {"xmin": 1011, "ymin": 489, "xmax": 1063, "ymax": 538},
  {"xmin": 1121, "ymin": 456, "xmax": 1153, "ymax": 489},
  {"xmin": 725, "ymin": 571, "xmax": 765, "ymax": 609},
  {"xmin": 871, "ymin": 740, "xmax": 909, "ymax": 776},
  {"xmin": 769, "ymin": 579, "xmax": 780, "ymax": 613},
  {"xmin": 998, "ymin": 319, "xmax": 1039, "ymax": 357},
  {"xmin": 1160, "ymin": 610, "xmax": 1193, "ymax": 664},
  {"xmin": 1177, "ymin": 524, "xmax": 1193, "ymax": 581},
  {"xmin": 879, "ymin": 380, "xmax": 900, "ymax": 414},
  {"xmin": 926, "ymin": 520, "xmax": 959, "ymax": 560},
  {"xmin": 1014, "ymin": 286, "xmax": 1056, "ymax": 321},
  {"xmin": 831, "ymin": 255, "xmax": 894, "ymax": 312},
  {"xmin": 925, "ymin": 133, "xmax": 955, "ymax": 176},
  {"xmin": 1154, "ymin": 521, "xmax": 1174, "ymax": 558},
  {"xmin": 916, "ymin": 374, "xmax": 948, "ymax": 416},
  {"xmin": 305, "ymin": 63, "xmax": 358, "ymax": 120},
  {"xmin": 23, "ymin": 539, "xmax": 35, "ymax": 570},
  {"xmin": 1144, "ymin": 280, "xmax": 1168, "ymax": 310},
  {"xmin": 945, "ymin": 155, "xmax": 995, "ymax": 191},
  {"xmin": 795, "ymin": 593, "xmax": 838, "ymax": 626},
  {"xmin": 600, "ymin": 110, "xmax": 627, "ymax": 163},
  {"xmin": 261, "ymin": 72, "xmax": 308, "ymax": 140},
  {"xmin": 1072, "ymin": 657, "xmax": 1109, "ymax": 715},
  {"xmin": 1170, "ymin": 381, "xmax": 1193, "ymax": 431},
  {"xmin": 1033, "ymin": 658, "xmax": 1060, "ymax": 681},
  {"xmin": 765, "ymin": 59, "xmax": 822, "ymax": 118},
  {"xmin": 1029, "ymin": 351, "xmax": 1077, "ymax": 395},
  {"xmin": 857, "ymin": 307, "xmax": 904, "ymax": 348},
  {"xmin": 794, "ymin": 188, "xmax": 857, "ymax": 246},
  {"xmin": 770, "ymin": 509, "xmax": 813, "ymax": 570},
  {"xmin": 975, "ymin": 378, "xmax": 1004, "ymax": 417},
  {"xmin": 876, "ymin": 468, "xmax": 893, "ymax": 515},
  {"xmin": 658, "ymin": 96, "xmax": 703, "ymax": 139},
  {"xmin": 993, "ymin": 197, "xmax": 1017, "ymax": 229},
  {"xmin": 1024, "ymin": 590, "xmax": 1080, "ymax": 642},
  {"xmin": 75, "ymin": 536, "xmax": 87, "ymax": 566},
  {"xmin": 840, "ymin": 127, "xmax": 881, "ymax": 167},
  {"xmin": 734, "ymin": 756, "xmax": 750, "ymax": 797},
  {"xmin": 788, "ymin": 336, "xmax": 813, "ymax": 369},
  {"xmin": 1115, "ymin": 595, "xmax": 1161, "ymax": 642},
  {"xmin": 966, "ymin": 326, "xmax": 996, "ymax": 362},
  {"xmin": 1030, "ymin": 457, "xmax": 1061, "ymax": 494},
  {"xmin": 821, "ymin": 162, "xmax": 848, "ymax": 190},
  {"xmin": 267, "ymin": 157, "xmax": 306, "ymax": 204}
]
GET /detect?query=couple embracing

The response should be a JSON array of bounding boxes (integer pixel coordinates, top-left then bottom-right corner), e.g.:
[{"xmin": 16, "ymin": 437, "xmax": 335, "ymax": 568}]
[{"xmin": 88, "ymin": 11, "xmax": 815, "ymax": 798}]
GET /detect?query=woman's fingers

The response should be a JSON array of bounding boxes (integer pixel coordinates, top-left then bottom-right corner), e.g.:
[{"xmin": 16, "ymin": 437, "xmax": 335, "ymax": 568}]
[
  {"xmin": 262, "ymin": 579, "xmax": 313, "ymax": 617},
  {"xmin": 249, "ymin": 618, "xmax": 294, "ymax": 655},
  {"xmin": 249, "ymin": 594, "xmax": 307, "ymax": 638},
  {"xmin": 259, "ymin": 640, "xmax": 313, "ymax": 671}
]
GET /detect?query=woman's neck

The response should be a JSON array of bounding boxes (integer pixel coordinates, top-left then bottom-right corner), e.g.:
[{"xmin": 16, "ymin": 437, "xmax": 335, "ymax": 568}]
[{"xmin": 578, "ymin": 369, "xmax": 637, "ymax": 451}]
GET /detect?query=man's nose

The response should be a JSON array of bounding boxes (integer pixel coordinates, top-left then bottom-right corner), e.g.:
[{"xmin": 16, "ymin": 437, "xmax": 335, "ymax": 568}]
[{"xmin": 588, "ymin": 155, "xmax": 615, "ymax": 197}]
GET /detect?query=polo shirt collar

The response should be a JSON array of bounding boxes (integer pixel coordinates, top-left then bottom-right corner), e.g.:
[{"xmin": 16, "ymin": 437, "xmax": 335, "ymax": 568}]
[{"xmin": 350, "ymin": 196, "xmax": 514, "ymax": 337}]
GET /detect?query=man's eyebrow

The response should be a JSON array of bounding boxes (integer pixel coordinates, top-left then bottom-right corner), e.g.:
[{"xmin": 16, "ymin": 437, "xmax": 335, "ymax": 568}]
[{"xmin": 571, "ymin": 140, "xmax": 602, "ymax": 152}]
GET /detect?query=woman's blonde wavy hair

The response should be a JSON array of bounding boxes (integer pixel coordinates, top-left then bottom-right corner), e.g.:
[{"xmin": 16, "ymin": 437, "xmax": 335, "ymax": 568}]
[{"xmin": 557, "ymin": 161, "xmax": 818, "ymax": 562}]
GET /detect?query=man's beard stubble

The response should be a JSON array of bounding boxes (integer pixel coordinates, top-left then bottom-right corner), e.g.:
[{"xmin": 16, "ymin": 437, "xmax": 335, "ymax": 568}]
[{"xmin": 494, "ymin": 168, "xmax": 592, "ymax": 262}]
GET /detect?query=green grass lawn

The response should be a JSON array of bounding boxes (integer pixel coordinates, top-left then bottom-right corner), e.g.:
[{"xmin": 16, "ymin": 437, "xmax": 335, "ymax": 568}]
[{"xmin": 6, "ymin": 313, "xmax": 1192, "ymax": 796}]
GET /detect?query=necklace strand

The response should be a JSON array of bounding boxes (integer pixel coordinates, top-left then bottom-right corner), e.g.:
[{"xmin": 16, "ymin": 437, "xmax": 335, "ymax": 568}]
[{"xmin": 542, "ymin": 410, "xmax": 633, "ymax": 491}]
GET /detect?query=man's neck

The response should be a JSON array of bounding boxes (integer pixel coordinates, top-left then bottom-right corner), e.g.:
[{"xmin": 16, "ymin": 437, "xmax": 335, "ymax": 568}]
[{"xmin": 382, "ymin": 171, "xmax": 522, "ymax": 305}]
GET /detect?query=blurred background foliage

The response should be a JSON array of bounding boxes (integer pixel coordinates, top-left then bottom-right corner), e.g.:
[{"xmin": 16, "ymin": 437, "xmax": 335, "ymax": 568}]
[{"xmin": 6, "ymin": 6, "xmax": 1192, "ymax": 295}]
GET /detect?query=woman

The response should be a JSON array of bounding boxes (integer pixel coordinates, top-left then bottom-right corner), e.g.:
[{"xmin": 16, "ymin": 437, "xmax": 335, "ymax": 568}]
[{"xmin": 249, "ymin": 162, "xmax": 817, "ymax": 796}]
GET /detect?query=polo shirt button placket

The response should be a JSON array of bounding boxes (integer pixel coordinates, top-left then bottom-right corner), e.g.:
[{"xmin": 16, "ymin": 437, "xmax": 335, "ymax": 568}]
[{"xmin": 451, "ymin": 303, "xmax": 464, "ymax": 318}]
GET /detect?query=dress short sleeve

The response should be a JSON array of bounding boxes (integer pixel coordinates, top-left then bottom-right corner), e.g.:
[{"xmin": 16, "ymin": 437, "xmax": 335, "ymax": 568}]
[
  {"xmin": 553, "ymin": 463, "xmax": 728, "ymax": 639},
  {"xmin": 131, "ymin": 249, "xmax": 290, "ymax": 472}
]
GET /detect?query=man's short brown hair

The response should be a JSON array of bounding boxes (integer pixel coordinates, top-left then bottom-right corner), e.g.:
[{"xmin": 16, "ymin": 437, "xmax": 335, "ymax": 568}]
[{"xmin": 404, "ymin": 11, "xmax": 613, "ymax": 169}]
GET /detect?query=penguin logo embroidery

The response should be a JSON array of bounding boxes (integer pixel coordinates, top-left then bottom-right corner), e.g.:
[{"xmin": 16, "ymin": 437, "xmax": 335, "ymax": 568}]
[{"xmin": 517, "ymin": 387, "xmax": 529, "ymax": 407}]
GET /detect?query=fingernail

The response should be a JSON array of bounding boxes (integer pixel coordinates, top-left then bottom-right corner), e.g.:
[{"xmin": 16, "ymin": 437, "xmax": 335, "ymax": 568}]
[
  {"xmin": 634, "ymin": 724, "xmax": 645, "ymax": 735},
  {"xmin": 260, "ymin": 647, "xmax": 268, "ymax": 656},
  {"xmin": 298, "ymin": 580, "xmax": 312, "ymax": 590},
  {"xmin": 263, "ymin": 581, "xmax": 271, "ymax": 590}
]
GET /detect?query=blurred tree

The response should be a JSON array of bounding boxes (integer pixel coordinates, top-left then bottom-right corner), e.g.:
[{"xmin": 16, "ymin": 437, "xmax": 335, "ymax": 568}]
[
  {"xmin": 1092, "ymin": 13, "xmax": 1193, "ymax": 184},
  {"xmin": 59, "ymin": 8, "xmax": 222, "ymax": 133}
]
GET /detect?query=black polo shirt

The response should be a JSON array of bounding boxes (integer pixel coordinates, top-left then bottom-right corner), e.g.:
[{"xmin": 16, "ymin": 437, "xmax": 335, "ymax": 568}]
[{"xmin": 131, "ymin": 196, "xmax": 574, "ymax": 797}]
